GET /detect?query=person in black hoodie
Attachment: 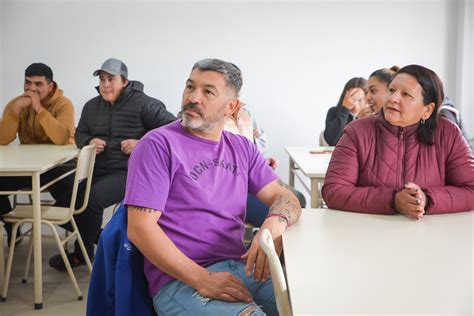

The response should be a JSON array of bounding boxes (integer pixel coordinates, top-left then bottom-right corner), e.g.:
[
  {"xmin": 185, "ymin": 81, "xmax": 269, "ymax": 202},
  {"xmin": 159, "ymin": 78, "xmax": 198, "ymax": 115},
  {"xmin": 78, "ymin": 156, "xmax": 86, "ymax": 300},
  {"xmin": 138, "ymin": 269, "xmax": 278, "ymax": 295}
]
[{"xmin": 49, "ymin": 58, "xmax": 176, "ymax": 271}]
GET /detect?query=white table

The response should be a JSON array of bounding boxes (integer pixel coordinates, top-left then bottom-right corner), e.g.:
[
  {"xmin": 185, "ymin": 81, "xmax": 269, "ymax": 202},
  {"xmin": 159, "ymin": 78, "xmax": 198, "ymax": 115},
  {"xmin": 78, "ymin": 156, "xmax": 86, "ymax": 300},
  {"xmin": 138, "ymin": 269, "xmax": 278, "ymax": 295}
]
[
  {"xmin": 282, "ymin": 209, "xmax": 473, "ymax": 315},
  {"xmin": 285, "ymin": 147, "xmax": 333, "ymax": 208},
  {"xmin": 0, "ymin": 144, "xmax": 79, "ymax": 309}
]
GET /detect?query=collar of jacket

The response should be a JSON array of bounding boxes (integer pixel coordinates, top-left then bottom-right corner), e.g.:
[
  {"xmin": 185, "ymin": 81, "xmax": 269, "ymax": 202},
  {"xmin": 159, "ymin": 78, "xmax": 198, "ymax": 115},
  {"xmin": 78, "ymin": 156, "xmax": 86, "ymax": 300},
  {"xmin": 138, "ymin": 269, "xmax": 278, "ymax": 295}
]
[
  {"xmin": 376, "ymin": 110, "xmax": 419, "ymax": 138},
  {"xmin": 94, "ymin": 80, "xmax": 145, "ymax": 105}
]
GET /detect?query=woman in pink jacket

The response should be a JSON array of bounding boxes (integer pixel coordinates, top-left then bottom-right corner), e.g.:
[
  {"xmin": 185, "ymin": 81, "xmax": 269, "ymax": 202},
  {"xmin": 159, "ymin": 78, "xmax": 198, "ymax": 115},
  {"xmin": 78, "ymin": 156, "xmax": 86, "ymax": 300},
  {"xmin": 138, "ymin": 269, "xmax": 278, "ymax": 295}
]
[{"xmin": 322, "ymin": 65, "xmax": 473, "ymax": 219}]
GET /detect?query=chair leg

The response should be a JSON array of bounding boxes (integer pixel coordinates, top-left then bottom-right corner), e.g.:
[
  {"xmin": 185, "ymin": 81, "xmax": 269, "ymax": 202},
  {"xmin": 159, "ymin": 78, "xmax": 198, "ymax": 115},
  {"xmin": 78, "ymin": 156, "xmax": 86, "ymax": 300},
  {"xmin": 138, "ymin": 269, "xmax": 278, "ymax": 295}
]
[
  {"xmin": 1, "ymin": 221, "xmax": 22, "ymax": 301},
  {"xmin": 0, "ymin": 224, "xmax": 4, "ymax": 291},
  {"xmin": 70, "ymin": 219, "xmax": 92, "ymax": 273},
  {"xmin": 64, "ymin": 230, "xmax": 70, "ymax": 252},
  {"xmin": 47, "ymin": 223, "xmax": 83, "ymax": 300},
  {"xmin": 22, "ymin": 233, "xmax": 34, "ymax": 283}
]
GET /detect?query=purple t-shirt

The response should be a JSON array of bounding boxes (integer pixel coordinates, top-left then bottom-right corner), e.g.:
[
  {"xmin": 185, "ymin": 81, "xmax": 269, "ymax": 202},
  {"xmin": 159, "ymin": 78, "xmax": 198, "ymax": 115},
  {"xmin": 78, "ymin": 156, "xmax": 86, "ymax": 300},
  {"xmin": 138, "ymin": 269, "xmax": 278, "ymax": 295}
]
[{"xmin": 124, "ymin": 120, "xmax": 278, "ymax": 297}]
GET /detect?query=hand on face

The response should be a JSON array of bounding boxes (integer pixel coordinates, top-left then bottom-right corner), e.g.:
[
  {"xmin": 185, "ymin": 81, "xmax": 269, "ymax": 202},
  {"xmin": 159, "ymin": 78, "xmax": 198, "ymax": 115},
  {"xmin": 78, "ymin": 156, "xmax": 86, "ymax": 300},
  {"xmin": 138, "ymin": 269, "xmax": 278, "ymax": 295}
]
[
  {"xmin": 90, "ymin": 138, "xmax": 107, "ymax": 154},
  {"xmin": 342, "ymin": 88, "xmax": 366, "ymax": 113},
  {"xmin": 357, "ymin": 105, "xmax": 375, "ymax": 119},
  {"xmin": 121, "ymin": 139, "xmax": 139, "ymax": 155},
  {"xmin": 23, "ymin": 90, "xmax": 43, "ymax": 113},
  {"xmin": 12, "ymin": 96, "xmax": 33, "ymax": 115},
  {"xmin": 395, "ymin": 182, "xmax": 427, "ymax": 220}
]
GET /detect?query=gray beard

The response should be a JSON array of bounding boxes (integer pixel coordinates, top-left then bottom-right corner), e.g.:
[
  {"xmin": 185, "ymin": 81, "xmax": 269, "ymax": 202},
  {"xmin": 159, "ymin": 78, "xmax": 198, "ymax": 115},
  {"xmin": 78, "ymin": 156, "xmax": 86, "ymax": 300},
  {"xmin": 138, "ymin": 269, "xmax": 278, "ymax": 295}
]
[
  {"xmin": 181, "ymin": 104, "xmax": 227, "ymax": 132},
  {"xmin": 182, "ymin": 113, "xmax": 226, "ymax": 132}
]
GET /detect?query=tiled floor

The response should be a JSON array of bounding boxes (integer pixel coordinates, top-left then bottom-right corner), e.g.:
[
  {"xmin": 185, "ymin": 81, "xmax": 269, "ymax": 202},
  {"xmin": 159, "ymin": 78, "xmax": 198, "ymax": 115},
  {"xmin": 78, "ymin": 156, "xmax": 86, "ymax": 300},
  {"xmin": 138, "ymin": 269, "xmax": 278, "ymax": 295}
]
[{"xmin": 0, "ymin": 234, "xmax": 90, "ymax": 316}]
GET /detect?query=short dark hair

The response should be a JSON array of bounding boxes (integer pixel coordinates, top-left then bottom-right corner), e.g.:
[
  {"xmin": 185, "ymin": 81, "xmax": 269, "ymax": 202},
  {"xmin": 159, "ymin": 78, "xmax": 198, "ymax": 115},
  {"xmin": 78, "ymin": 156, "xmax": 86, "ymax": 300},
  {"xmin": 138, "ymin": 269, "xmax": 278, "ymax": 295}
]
[
  {"xmin": 192, "ymin": 59, "xmax": 243, "ymax": 96},
  {"xmin": 395, "ymin": 64, "xmax": 444, "ymax": 145},
  {"xmin": 336, "ymin": 77, "xmax": 367, "ymax": 111},
  {"xmin": 369, "ymin": 65, "xmax": 400, "ymax": 86},
  {"xmin": 25, "ymin": 63, "xmax": 53, "ymax": 83}
]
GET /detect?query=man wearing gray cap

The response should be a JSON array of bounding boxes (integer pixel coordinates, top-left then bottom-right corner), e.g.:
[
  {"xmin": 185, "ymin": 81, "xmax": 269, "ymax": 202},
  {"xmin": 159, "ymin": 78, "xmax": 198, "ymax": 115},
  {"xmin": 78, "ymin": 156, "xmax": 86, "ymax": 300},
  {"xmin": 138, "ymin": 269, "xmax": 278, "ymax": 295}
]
[{"xmin": 49, "ymin": 58, "xmax": 176, "ymax": 271}]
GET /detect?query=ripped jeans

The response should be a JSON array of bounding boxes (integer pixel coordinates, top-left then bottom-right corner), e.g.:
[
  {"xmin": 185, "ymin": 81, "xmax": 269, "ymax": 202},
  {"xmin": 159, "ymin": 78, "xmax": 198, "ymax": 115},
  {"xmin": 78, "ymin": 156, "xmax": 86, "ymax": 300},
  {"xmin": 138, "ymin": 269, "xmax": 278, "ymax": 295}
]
[{"xmin": 153, "ymin": 260, "xmax": 278, "ymax": 316}]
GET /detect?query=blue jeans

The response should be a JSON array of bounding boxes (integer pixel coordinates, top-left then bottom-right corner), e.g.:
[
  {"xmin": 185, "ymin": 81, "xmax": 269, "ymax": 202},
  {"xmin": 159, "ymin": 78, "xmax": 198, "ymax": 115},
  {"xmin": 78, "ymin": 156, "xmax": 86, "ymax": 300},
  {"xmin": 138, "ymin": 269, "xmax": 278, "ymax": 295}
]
[{"xmin": 153, "ymin": 260, "xmax": 278, "ymax": 316}]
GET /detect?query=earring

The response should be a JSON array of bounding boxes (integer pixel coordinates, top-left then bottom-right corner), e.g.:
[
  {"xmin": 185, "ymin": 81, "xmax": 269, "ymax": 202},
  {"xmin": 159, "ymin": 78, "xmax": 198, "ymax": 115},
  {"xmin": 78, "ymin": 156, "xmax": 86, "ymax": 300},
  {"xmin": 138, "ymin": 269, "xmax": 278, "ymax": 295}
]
[{"xmin": 420, "ymin": 118, "xmax": 426, "ymax": 125}]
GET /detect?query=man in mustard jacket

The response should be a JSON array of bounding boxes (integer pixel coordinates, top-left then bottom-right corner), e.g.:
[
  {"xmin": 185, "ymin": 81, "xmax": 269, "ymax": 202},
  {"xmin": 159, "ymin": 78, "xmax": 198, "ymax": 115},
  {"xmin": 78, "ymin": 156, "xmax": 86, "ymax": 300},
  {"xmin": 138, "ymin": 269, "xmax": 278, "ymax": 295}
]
[
  {"xmin": 0, "ymin": 63, "xmax": 75, "ymax": 243},
  {"xmin": 0, "ymin": 63, "xmax": 75, "ymax": 145}
]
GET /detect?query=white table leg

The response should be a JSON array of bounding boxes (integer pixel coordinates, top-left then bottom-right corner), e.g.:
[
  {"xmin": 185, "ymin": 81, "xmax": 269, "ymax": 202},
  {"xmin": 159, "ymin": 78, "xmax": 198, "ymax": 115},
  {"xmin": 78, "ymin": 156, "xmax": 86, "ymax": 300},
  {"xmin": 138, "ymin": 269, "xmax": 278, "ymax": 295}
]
[
  {"xmin": 289, "ymin": 158, "xmax": 295, "ymax": 188},
  {"xmin": 32, "ymin": 172, "xmax": 43, "ymax": 309},
  {"xmin": 310, "ymin": 178, "xmax": 321, "ymax": 208}
]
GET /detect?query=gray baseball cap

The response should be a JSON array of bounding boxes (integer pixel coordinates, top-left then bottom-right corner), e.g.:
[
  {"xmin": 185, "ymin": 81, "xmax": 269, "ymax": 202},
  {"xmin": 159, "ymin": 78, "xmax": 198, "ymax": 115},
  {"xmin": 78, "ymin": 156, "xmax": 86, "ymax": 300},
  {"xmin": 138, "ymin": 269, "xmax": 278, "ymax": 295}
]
[{"xmin": 93, "ymin": 58, "xmax": 128, "ymax": 78}]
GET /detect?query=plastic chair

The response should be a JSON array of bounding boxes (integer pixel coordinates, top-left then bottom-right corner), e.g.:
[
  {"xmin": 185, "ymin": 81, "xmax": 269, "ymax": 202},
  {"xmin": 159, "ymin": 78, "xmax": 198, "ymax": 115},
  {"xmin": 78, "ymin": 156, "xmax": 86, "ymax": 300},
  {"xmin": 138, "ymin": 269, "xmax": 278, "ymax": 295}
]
[
  {"xmin": 259, "ymin": 229, "xmax": 292, "ymax": 316},
  {"xmin": 1, "ymin": 144, "xmax": 96, "ymax": 301}
]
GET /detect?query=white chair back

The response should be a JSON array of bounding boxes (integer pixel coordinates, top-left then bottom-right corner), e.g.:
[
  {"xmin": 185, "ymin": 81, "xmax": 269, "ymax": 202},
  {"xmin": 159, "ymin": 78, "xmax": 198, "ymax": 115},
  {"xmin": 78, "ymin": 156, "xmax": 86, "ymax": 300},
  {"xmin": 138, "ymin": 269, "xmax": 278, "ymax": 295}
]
[
  {"xmin": 259, "ymin": 229, "xmax": 292, "ymax": 316},
  {"xmin": 69, "ymin": 144, "xmax": 96, "ymax": 215},
  {"xmin": 319, "ymin": 130, "xmax": 329, "ymax": 147}
]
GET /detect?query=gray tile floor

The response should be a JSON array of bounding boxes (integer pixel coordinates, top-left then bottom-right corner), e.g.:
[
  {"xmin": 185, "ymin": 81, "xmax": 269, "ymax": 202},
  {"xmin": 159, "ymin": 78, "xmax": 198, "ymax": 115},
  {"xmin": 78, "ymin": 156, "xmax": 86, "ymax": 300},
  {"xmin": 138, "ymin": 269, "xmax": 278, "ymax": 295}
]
[{"xmin": 0, "ymin": 235, "xmax": 90, "ymax": 316}]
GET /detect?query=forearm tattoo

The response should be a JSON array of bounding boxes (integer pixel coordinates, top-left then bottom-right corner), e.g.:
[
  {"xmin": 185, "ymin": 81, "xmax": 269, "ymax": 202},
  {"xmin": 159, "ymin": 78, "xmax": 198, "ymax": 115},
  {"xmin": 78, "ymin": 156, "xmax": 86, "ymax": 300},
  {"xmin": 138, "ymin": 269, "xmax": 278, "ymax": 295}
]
[
  {"xmin": 268, "ymin": 194, "xmax": 301, "ymax": 227},
  {"xmin": 130, "ymin": 205, "xmax": 159, "ymax": 213}
]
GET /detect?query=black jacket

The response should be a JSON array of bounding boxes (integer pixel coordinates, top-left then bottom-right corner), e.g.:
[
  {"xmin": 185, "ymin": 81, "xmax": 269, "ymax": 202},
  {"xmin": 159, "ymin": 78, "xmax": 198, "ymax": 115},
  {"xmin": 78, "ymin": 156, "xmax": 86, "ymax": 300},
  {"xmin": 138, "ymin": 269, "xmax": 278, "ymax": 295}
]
[
  {"xmin": 76, "ymin": 81, "xmax": 176, "ymax": 171},
  {"xmin": 324, "ymin": 106, "xmax": 355, "ymax": 146}
]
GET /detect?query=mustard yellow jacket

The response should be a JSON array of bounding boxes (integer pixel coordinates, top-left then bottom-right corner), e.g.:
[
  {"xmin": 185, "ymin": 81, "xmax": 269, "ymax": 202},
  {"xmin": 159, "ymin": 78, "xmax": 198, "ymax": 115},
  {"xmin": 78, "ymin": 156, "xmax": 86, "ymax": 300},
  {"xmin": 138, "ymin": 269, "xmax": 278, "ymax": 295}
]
[{"xmin": 0, "ymin": 83, "xmax": 75, "ymax": 145}]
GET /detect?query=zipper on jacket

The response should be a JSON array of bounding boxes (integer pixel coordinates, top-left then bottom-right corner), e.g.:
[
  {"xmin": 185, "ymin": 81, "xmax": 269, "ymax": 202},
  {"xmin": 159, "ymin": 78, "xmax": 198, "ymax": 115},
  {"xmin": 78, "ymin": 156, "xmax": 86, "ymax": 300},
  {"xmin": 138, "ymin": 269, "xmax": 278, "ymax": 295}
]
[{"xmin": 397, "ymin": 128, "xmax": 405, "ymax": 190}]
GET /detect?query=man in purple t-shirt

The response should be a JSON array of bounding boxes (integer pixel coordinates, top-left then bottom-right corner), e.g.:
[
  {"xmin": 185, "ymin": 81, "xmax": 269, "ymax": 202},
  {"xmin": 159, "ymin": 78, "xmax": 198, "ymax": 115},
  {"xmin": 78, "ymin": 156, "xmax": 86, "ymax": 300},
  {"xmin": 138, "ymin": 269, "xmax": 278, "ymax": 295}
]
[{"xmin": 125, "ymin": 59, "xmax": 301, "ymax": 315}]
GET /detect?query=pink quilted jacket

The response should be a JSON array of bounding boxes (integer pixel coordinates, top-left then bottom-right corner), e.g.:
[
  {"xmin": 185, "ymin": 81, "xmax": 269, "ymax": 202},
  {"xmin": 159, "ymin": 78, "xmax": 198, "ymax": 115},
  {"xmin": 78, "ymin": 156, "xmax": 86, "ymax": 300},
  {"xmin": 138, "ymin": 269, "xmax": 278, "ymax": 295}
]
[{"xmin": 322, "ymin": 113, "xmax": 474, "ymax": 214}]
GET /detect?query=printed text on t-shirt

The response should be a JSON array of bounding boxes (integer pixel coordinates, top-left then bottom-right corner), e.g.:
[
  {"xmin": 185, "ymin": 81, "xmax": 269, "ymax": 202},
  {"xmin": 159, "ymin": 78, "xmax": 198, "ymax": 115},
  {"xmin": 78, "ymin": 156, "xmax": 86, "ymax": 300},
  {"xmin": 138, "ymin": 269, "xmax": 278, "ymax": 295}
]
[{"xmin": 189, "ymin": 159, "xmax": 239, "ymax": 180}]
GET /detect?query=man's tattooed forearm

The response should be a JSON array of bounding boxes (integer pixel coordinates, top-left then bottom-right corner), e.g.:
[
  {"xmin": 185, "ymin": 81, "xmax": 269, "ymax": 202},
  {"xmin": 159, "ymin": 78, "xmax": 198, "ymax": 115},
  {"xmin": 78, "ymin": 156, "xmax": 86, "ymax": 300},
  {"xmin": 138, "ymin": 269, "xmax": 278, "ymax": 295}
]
[
  {"xmin": 131, "ymin": 206, "xmax": 159, "ymax": 213},
  {"xmin": 268, "ymin": 194, "xmax": 301, "ymax": 227}
]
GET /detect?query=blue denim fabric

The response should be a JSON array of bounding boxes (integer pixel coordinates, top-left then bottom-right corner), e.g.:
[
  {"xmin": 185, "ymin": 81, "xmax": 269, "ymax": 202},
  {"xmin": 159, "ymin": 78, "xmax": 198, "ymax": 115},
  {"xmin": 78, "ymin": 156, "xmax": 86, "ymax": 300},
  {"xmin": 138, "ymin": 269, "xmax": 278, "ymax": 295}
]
[{"xmin": 153, "ymin": 260, "xmax": 278, "ymax": 316}]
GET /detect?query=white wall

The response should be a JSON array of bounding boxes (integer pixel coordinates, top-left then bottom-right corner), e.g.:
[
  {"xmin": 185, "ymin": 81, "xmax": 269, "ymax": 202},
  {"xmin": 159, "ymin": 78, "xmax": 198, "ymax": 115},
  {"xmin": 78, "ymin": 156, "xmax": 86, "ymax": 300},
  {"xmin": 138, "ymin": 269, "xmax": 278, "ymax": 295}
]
[
  {"xmin": 1, "ymin": 0, "xmax": 468, "ymax": 181},
  {"xmin": 454, "ymin": 0, "xmax": 473, "ymax": 143}
]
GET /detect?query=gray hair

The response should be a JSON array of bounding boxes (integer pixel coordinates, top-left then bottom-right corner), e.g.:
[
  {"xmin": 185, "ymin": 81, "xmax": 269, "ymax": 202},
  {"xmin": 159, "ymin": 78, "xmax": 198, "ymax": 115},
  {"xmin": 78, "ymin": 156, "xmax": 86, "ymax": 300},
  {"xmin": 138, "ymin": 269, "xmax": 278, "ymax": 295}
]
[{"xmin": 192, "ymin": 59, "xmax": 243, "ymax": 96}]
